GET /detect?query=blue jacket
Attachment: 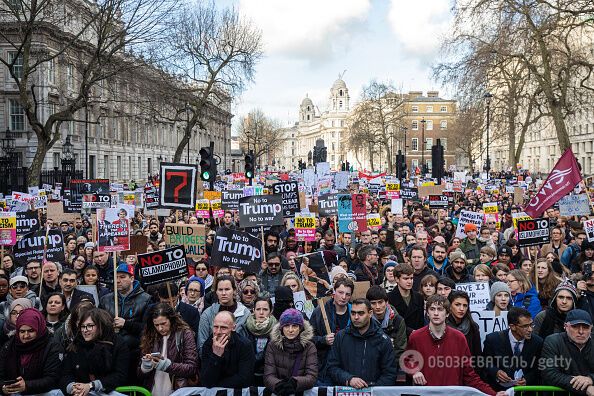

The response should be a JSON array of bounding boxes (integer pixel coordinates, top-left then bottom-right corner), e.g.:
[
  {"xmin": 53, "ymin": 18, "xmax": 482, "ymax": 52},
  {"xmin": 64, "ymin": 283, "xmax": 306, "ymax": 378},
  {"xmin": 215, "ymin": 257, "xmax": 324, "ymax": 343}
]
[
  {"xmin": 326, "ymin": 318, "xmax": 397, "ymax": 386},
  {"xmin": 511, "ymin": 286, "xmax": 541, "ymax": 318},
  {"xmin": 427, "ymin": 256, "xmax": 449, "ymax": 276}
]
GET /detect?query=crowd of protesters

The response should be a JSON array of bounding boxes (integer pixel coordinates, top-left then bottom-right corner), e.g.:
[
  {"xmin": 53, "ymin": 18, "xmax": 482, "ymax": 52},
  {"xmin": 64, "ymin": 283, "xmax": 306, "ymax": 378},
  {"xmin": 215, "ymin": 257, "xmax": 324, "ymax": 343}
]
[{"xmin": 1, "ymin": 178, "xmax": 594, "ymax": 396}]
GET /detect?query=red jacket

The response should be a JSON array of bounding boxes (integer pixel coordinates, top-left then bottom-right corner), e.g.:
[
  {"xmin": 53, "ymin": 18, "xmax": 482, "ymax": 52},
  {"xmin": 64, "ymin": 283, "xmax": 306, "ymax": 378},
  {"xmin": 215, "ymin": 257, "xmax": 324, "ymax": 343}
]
[{"xmin": 407, "ymin": 325, "xmax": 495, "ymax": 395}]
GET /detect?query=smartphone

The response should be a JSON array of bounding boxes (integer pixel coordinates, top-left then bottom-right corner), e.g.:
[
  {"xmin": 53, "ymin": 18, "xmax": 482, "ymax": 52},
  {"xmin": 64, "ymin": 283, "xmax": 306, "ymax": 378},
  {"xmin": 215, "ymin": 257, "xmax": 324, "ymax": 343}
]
[
  {"xmin": 2, "ymin": 379, "xmax": 18, "ymax": 386},
  {"xmin": 150, "ymin": 352, "xmax": 162, "ymax": 358}
]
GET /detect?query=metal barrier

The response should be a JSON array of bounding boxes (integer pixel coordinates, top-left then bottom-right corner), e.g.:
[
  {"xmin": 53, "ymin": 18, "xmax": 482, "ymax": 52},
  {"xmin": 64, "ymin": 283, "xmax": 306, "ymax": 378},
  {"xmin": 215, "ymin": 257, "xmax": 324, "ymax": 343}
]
[
  {"xmin": 512, "ymin": 386, "xmax": 568, "ymax": 395},
  {"xmin": 115, "ymin": 386, "xmax": 152, "ymax": 396}
]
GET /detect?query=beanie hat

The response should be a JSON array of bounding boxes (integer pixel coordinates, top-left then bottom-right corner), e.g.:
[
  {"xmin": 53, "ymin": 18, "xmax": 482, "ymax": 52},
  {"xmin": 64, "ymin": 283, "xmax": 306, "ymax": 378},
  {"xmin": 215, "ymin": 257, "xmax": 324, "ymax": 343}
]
[
  {"xmin": 279, "ymin": 308, "xmax": 304, "ymax": 328},
  {"xmin": 490, "ymin": 281, "xmax": 511, "ymax": 301},
  {"xmin": 329, "ymin": 266, "xmax": 348, "ymax": 284},
  {"xmin": 449, "ymin": 249, "xmax": 466, "ymax": 263},
  {"xmin": 85, "ymin": 242, "xmax": 95, "ymax": 249},
  {"xmin": 551, "ymin": 280, "xmax": 578, "ymax": 307},
  {"xmin": 383, "ymin": 260, "xmax": 397, "ymax": 275},
  {"xmin": 464, "ymin": 223, "xmax": 478, "ymax": 233}
]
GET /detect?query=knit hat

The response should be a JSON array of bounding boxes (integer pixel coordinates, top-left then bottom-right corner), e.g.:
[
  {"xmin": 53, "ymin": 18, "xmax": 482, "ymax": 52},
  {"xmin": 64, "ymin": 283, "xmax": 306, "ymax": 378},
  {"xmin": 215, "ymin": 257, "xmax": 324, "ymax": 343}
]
[
  {"xmin": 383, "ymin": 260, "xmax": 397, "ymax": 275},
  {"xmin": 449, "ymin": 249, "xmax": 466, "ymax": 263},
  {"xmin": 489, "ymin": 281, "xmax": 511, "ymax": 301},
  {"xmin": 464, "ymin": 223, "xmax": 478, "ymax": 233},
  {"xmin": 10, "ymin": 298, "xmax": 33, "ymax": 311},
  {"xmin": 551, "ymin": 280, "xmax": 578, "ymax": 307},
  {"xmin": 84, "ymin": 242, "xmax": 95, "ymax": 249},
  {"xmin": 279, "ymin": 308, "xmax": 304, "ymax": 328},
  {"xmin": 185, "ymin": 275, "xmax": 206, "ymax": 297},
  {"xmin": 330, "ymin": 266, "xmax": 348, "ymax": 284}
]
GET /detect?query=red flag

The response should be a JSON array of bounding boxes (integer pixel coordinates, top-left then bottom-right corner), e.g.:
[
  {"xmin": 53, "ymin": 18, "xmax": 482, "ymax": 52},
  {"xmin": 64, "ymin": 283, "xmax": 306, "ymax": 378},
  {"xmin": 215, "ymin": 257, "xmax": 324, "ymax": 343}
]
[{"xmin": 525, "ymin": 148, "xmax": 582, "ymax": 218}]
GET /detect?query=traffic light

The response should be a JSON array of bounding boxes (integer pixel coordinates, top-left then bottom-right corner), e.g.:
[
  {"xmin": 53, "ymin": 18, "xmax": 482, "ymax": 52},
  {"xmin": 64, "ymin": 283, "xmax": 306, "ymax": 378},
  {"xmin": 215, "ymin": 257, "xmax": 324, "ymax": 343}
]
[
  {"xmin": 395, "ymin": 151, "xmax": 407, "ymax": 181},
  {"xmin": 199, "ymin": 142, "xmax": 216, "ymax": 183},
  {"xmin": 431, "ymin": 139, "xmax": 445, "ymax": 183},
  {"xmin": 244, "ymin": 150, "xmax": 255, "ymax": 183},
  {"xmin": 313, "ymin": 146, "xmax": 320, "ymax": 165},
  {"xmin": 320, "ymin": 147, "xmax": 327, "ymax": 162}
]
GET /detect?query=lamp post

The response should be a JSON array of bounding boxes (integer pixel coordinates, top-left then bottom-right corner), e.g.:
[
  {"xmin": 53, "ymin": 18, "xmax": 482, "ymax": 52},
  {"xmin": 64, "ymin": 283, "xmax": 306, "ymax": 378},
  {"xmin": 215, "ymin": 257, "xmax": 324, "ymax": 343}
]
[
  {"xmin": 484, "ymin": 92, "xmax": 493, "ymax": 179},
  {"xmin": 420, "ymin": 117, "xmax": 426, "ymax": 175},
  {"xmin": 185, "ymin": 104, "xmax": 191, "ymax": 164},
  {"xmin": 61, "ymin": 135, "xmax": 76, "ymax": 186}
]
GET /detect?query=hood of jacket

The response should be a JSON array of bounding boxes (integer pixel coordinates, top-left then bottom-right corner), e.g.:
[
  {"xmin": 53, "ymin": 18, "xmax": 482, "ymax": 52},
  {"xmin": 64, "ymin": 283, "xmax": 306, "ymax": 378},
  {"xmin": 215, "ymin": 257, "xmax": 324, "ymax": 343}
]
[
  {"xmin": 6, "ymin": 289, "xmax": 38, "ymax": 305},
  {"xmin": 269, "ymin": 320, "xmax": 313, "ymax": 350},
  {"xmin": 445, "ymin": 264, "xmax": 470, "ymax": 281},
  {"xmin": 427, "ymin": 256, "xmax": 449, "ymax": 272},
  {"xmin": 345, "ymin": 316, "xmax": 383, "ymax": 339}
]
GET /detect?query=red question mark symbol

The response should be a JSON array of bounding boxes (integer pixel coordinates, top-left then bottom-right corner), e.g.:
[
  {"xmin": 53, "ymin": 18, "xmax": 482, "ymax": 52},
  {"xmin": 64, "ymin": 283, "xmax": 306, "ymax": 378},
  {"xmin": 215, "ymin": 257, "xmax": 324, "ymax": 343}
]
[{"xmin": 167, "ymin": 171, "xmax": 188, "ymax": 203}]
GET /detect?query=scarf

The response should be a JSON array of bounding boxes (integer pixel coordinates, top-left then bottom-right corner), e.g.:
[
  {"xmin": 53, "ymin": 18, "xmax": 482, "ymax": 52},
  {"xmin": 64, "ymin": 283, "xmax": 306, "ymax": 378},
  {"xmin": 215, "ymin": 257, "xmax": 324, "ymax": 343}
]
[
  {"xmin": 282, "ymin": 336, "xmax": 304, "ymax": 354},
  {"xmin": 380, "ymin": 305, "xmax": 395, "ymax": 329},
  {"xmin": 245, "ymin": 314, "xmax": 277, "ymax": 336},
  {"xmin": 448, "ymin": 315, "xmax": 471, "ymax": 335}
]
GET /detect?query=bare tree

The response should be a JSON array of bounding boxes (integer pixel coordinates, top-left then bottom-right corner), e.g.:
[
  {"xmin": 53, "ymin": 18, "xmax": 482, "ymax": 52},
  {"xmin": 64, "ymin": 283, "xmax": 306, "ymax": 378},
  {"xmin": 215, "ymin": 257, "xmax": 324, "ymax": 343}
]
[
  {"xmin": 0, "ymin": 0, "xmax": 175, "ymax": 186},
  {"xmin": 237, "ymin": 109, "xmax": 286, "ymax": 167},
  {"xmin": 156, "ymin": 2, "xmax": 263, "ymax": 163},
  {"xmin": 447, "ymin": 105, "xmax": 485, "ymax": 173}
]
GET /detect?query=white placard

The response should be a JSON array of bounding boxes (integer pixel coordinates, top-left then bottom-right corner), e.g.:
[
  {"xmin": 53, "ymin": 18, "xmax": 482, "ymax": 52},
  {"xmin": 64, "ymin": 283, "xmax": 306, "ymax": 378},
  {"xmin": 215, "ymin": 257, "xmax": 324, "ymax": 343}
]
[
  {"xmin": 471, "ymin": 310, "xmax": 508, "ymax": 347},
  {"xmin": 455, "ymin": 210, "xmax": 484, "ymax": 238},
  {"xmin": 455, "ymin": 282, "xmax": 490, "ymax": 311},
  {"xmin": 559, "ymin": 194, "xmax": 591, "ymax": 217}
]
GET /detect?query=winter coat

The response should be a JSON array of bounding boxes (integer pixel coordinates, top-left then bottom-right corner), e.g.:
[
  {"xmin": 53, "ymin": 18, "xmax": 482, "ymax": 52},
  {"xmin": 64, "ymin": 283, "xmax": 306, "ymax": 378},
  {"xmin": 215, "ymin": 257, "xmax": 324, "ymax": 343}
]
[
  {"xmin": 459, "ymin": 238, "xmax": 485, "ymax": 265},
  {"xmin": 259, "ymin": 269, "xmax": 289, "ymax": 297},
  {"xmin": 99, "ymin": 280, "xmax": 152, "ymax": 349},
  {"xmin": 0, "ymin": 335, "xmax": 62, "ymax": 395},
  {"xmin": 377, "ymin": 304, "xmax": 407, "ymax": 362},
  {"xmin": 445, "ymin": 265, "xmax": 474, "ymax": 284},
  {"xmin": 263, "ymin": 322, "xmax": 318, "ymax": 392},
  {"xmin": 510, "ymin": 286, "xmax": 541, "ymax": 318},
  {"xmin": 200, "ymin": 331, "xmax": 255, "ymax": 388},
  {"xmin": 413, "ymin": 266, "xmax": 438, "ymax": 292},
  {"xmin": 60, "ymin": 335, "xmax": 130, "ymax": 394},
  {"xmin": 427, "ymin": 256, "xmax": 449, "ymax": 277},
  {"xmin": 326, "ymin": 318, "xmax": 397, "ymax": 386},
  {"xmin": 197, "ymin": 302, "xmax": 250, "ymax": 352},
  {"xmin": 0, "ymin": 291, "xmax": 42, "ymax": 323},
  {"xmin": 387, "ymin": 288, "xmax": 425, "ymax": 335},
  {"xmin": 139, "ymin": 329, "xmax": 199, "ymax": 390},
  {"xmin": 542, "ymin": 332, "xmax": 594, "ymax": 395}
]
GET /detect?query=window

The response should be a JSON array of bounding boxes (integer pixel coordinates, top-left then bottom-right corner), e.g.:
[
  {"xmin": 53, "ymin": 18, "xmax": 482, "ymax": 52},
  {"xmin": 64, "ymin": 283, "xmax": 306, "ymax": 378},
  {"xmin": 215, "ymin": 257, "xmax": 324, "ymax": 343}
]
[
  {"xmin": 7, "ymin": 52, "xmax": 23, "ymax": 79},
  {"xmin": 411, "ymin": 138, "xmax": 419, "ymax": 151},
  {"xmin": 411, "ymin": 105, "xmax": 419, "ymax": 113},
  {"xmin": 332, "ymin": 120, "xmax": 335, "ymax": 127},
  {"xmin": 340, "ymin": 120, "xmax": 344, "ymax": 127},
  {"xmin": 138, "ymin": 156, "xmax": 142, "ymax": 179},
  {"xmin": 47, "ymin": 58, "xmax": 55, "ymax": 84},
  {"xmin": 441, "ymin": 138, "xmax": 447, "ymax": 150},
  {"xmin": 426, "ymin": 120, "xmax": 433, "ymax": 130},
  {"xmin": 66, "ymin": 64, "xmax": 73, "ymax": 89},
  {"xmin": 103, "ymin": 155, "xmax": 109, "ymax": 178},
  {"xmin": 412, "ymin": 120, "xmax": 419, "ymax": 130},
  {"xmin": 425, "ymin": 138, "xmax": 433, "ymax": 150},
  {"xmin": 412, "ymin": 159, "xmax": 419, "ymax": 169},
  {"xmin": 440, "ymin": 120, "xmax": 447, "ymax": 129},
  {"xmin": 53, "ymin": 152, "xmax": 60, "ymax": 168},
  {"xmin": 426, "ymin": 106, "xmax": 433, "ymax": 113},
  {"xmin": 339, "ymin": 100, "xmax": 343, "ymax": 109},
  {"xmin": 440, "ymin": 106, "xmax": 447, "ymax": 112},
  {"xmin": 117, "ymin": 156, "xmax": 122, "ymax": 179},
  {"xmin": 9, "ymin": 99, "xmax": 25, "ymax": 131}
]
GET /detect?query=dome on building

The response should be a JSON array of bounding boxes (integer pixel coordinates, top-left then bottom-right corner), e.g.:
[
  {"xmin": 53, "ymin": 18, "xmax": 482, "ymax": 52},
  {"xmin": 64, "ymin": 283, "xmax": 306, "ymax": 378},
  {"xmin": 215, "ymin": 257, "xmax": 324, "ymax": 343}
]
[
  {"xmin": 301, "ymin": 96, "xmax": 314, "ymax": 107},
  {"xmin": 331, "ymin": 78, "xmax": 347, "ymax": 91}
]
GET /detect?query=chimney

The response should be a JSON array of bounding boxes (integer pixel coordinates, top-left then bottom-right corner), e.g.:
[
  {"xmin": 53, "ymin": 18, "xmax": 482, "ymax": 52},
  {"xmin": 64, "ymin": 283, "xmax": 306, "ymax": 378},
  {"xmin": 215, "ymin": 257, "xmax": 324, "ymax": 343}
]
[
  {"xmin": 408, "ymin": 91, "xmax": 423, "ymax": 98},
  {"xmin": 427, "ymin": 91, "xmax": 439, "ymax": 98}
]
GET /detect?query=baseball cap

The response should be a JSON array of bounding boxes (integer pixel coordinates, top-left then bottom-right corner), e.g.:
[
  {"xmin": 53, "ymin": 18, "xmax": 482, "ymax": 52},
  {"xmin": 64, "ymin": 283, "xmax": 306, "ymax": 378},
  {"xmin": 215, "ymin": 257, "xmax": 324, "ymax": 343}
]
[
  {"xmin": 116, "ymin": 263, "xmax": 134, "ymax": 276},
  {"xmin": 566, "ymin": 309, "xmax": 592, "ymax": 326},
  {"xmin": 9, "ymin": 275, "xmax": 29, "ymax": 287},
  {"xmin": 498, "ymin": 246, "xmax": 512, "ymax": 256}
]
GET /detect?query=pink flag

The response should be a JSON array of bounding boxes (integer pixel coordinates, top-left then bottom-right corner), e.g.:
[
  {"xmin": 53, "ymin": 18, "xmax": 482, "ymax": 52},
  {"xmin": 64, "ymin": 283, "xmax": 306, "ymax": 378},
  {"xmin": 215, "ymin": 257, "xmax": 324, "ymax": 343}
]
[{"xmin": 525, "ymin": 148, "xmax": 582, "ymax": 218}]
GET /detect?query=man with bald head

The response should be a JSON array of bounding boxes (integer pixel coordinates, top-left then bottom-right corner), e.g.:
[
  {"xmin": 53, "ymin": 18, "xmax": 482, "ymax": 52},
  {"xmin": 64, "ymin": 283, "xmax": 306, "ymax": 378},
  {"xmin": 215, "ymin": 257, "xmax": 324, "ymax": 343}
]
[{"xmin": 200, "ymin": 311, "xmax": 255, "ymax": 388}]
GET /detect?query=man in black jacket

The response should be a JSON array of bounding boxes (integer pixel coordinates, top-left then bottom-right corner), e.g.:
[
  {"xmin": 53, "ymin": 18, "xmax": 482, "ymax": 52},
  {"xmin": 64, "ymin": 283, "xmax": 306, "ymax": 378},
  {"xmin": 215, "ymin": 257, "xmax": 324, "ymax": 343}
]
[
  {"xmin": 409, "ymin": 245, "xmax": 438, "ymax": 292},
  {"xmin": 201, "ymin": 311, "xmax": 255, "ymax": 388},
  {"xmin": 482, "ymin": 307, "xmax": 543, "ymax": 391},
  {"xmin": 388, "ymin": 263, "xmax": 425, "ymax": 335}
]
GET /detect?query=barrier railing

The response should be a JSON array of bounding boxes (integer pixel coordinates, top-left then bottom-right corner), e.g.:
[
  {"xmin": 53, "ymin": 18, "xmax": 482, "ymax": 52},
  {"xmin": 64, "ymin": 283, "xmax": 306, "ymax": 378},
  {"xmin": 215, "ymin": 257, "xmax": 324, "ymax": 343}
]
[
  {"xmin": 115, "ymin": 386, "xmax": 152, "ymax": 396},
  {"xmin": 512, "ymin": 385, "xmax": 568, "ymax": 395}
]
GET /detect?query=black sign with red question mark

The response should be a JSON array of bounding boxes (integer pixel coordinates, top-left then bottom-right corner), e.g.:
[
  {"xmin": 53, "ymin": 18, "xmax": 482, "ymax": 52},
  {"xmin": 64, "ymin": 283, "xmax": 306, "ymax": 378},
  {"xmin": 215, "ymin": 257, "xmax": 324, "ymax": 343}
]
[{"xmin": 159, "ymin": 163, "xmax": 198, "ymax": 209}]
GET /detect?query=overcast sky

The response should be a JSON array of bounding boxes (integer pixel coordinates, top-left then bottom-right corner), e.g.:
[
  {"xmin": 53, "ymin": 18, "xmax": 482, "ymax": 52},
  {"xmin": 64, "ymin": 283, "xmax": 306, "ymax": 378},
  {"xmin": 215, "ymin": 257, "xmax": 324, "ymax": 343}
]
[{"xmin": 227, "ymin": 0, "xmax": 455, "ymax": 133}]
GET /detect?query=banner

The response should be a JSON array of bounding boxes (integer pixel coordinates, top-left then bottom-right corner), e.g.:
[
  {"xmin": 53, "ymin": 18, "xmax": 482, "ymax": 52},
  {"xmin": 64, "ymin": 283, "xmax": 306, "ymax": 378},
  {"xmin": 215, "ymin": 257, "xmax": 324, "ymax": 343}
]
[
  {"xmin": 558, "ymin": 194, "xmax": 591, "ymax": 216},
  {"xmin": 221, "ymin": 190, "xmax": 243, "ymax": 211},
  {"xmin": 585, "ymin": 219, "xmax": 594, "ymax": 243},
  {"xmin": 428, "ymin": 195, "xmax": 448, "ymax": 209},
  {"xmin": 195, "ymin": 199, "xmax": 210, "ymax": 218},
  {"xmin": 70, "ymin": 179, "xmax": 110, "ymax": 210},
  {"xmin": 16, "ymin": 211, "xmax": 40, "ymax": 236},
  {"xmin": 455, "ymin": 282, "xmax": 490, "ymax": 311},
  {"xmin": 13, "ymin": 229, "xmax": 65, "ymax": 266},
  {"xmin": 525, "ymin": 148, "xmax": 582, "ymax": 218},
  {"xmin": 0, "ymin": 212, "xmax": 17, "ymax": 245},
  {"xmin": 32, "ymin": 191, "xmax": 47, "ymax": 210},
  {"xmin": 138, "ymin": 245, "xmax": 188, "ymax": 286},
  {"xmin": 210, "ymin": 227, "xmax": 262, "ymax": 273},
  {"xmin": 211, "ymin": 199, "xmax": 224, "ymax": 218},
  {"xmin": 471, "ymin": 310, "xmax": 509, "ymax": 347},
  {"xmin": 295, "ymin": 213, "xmax": 316, "ymax": 241},
  {"xmin": 144, "ymin": 184, "xmax": 159, "ymax": 209},
  {"xmin": 385, "ymin": 182, "xmax": 400, "ymax": 199},
  {"xmin": 455, "ymin": 210, "xmax": 484, "ymax": 238},
  {"xmin": 391, "ymin": 198, "xmax": 403, "ymax": 215},
  {"xmin": 159, "ymin": 163, "xmax": 198, "ymax": 210},
  {"xmin": 482, "ymin": 202, "xmax": 498, "ymax": 214},
  {"xmin": 163, "ymin": 223, "xmax": 206, "ymax": 258},
  {"xmin": 272, "ymin": 181, "xmax": 300, "ymax": 217},
  {"xmin": 82, "ymin": 193, "xmax": 111, "ymax": 209},
  {"xmin": 318, "ymin": 194, "xmax": 338, "ymax": 217},
  {"xmin": 238, "ymin": 195, "xmax": 284, "ymax": 228},
  {"xmin": 366, "ymin": 213, "xmax": 381, "ymax": 231},
  {"xmin": 400, "ymin": 187, "xmax": 419, "ymax": 201},
  {"xmin": 168, "ymin": 386, "xmax": 490, "ymax": 396},
  {"xmin": 517, "ymin": 218, "xmax": 550, "ymax": 247},
  {"xmin": 337, "ymin": 194, "xmax": 367, "ymax": 233},
  {"xmin": 96, "ymin": 208, "xmax": 130, "ymax": 252}
]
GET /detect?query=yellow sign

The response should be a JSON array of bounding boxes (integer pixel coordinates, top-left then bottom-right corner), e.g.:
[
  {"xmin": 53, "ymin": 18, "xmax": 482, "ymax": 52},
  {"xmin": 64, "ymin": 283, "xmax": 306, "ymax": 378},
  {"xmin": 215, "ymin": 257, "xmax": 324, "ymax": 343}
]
[
  {"xmin": 483, "ymin": 202, "xmax": 498, "ymax": 214},
  {"xmin": 421, "ymin": 181, "xmax": 435, "ymax": 187},
  {"xmin": 211, "ymin": 200, "xmax": 222, "ymax": 211},
  {"xmin": 295, "ymin": 215, "xmax": 315, "ymax": 229},
  {"xmin": 386, "ymin": 182, "xmax": 400, "ymax": 191},
  {"xmin": 195, "ymin": 199, "xmax": 210, "ymax": 211},
  {"xmin": 367, "ymin": 213, "xmax": 381, "ymax": 230},
  {"xmin": 512, "ymin": 212, "xmax": 531, "ymax": 229}
]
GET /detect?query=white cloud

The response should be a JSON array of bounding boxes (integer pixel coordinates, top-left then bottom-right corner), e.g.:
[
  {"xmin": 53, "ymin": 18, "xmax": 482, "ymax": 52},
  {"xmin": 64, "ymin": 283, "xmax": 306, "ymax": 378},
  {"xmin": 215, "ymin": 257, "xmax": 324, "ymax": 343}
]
[
  {"xmin": 238, "ymin": 0, "xmax": 371, "ymax": 62},
  {"xmin": 387, "ymin": 0, "xmax": 453, "ymax": 59}
]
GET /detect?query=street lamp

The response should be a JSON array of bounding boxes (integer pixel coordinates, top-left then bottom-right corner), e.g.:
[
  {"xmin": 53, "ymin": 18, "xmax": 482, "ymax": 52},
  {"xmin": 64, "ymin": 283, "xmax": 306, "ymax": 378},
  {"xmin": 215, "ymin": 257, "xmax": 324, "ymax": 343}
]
[
  {"xmin": 185, "ymin": 104, "xmax": 191, "ymax": 164},
  {"xmin": 420, "ymin": 117, "xmax": 426, "ymax": 175},
  {"xmin": 61, "ymin": 135, "xmax": 76, "ymax": 185},
  {"xmin": 484, "ymin": 92, "xmax": 493, "ymax": 179},
  {"xmin": 1, "ymin": 127, "xmax": 15, "ymax": 156}
]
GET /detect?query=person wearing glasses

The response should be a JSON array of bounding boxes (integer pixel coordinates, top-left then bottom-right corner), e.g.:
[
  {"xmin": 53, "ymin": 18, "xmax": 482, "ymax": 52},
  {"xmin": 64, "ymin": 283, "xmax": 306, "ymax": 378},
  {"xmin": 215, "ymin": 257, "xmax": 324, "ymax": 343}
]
[
  {"xmin": 194, "ymin": 262, "xmax": 213, "ymax": 295},
  {"xmin": 482, "ymin": 307, "xmax": 543, "ymax": 391},
  {"xmin": 61, "ymin": 308, "xmax": 130, "ymax": 396},
  {"xmin": 506, "ymin": 269, "xmax": 541, "ymax": 318},
  {"xmin": 24, "ymin": 260, "xmax": 42, "ymax": 295},
  {"xmin": 183, "ymin": 275, "xmax": 206, "ymax": 312},
  {"xmin": 259, "ymin": 252, "xmax": 289, "ymax": 297},
  {"xmin": 0, "ymin": 308, "xmax": 62, "ymax": 396},
  {"xmin": 0, "ymin": 276, "xmax": 42, "ymax": 324},
  {"xmin": 237, "ymin": 279, "xmax": 260, "ymax": 312}
]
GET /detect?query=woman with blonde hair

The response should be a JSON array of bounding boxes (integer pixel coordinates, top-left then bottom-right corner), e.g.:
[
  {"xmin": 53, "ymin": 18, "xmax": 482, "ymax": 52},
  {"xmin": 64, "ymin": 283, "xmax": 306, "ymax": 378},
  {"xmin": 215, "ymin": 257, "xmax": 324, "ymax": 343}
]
[
  {"xmin": 473, "ymin": 264, "xmax": 493, "ymax": 283},
  {"xmin": 506, "ymin": 269, "xmax": 541, "ymax": 318}
]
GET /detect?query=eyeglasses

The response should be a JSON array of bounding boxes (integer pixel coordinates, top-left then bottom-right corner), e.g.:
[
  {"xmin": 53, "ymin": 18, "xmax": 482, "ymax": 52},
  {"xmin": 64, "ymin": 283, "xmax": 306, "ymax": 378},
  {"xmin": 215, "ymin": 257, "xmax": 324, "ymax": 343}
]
[
  {"xmin": 268, "ymin": 262, "xmax": 281, "ymax": 267},
  {"xmin": 26, "ymin": 266, "xmax": 41, "ymax": 270},
  {"xmin": 10, "ymin": 310, "xmax": 22, "ymax": 317},
  {"xmin": 196, "ymin": 267, "xmax": 208, "ymax": 271},
  {"xmin": 506, "ymin": 279, "xmax": 518, "ymax": 284},
  {"xmin": 80, "ymin": 323, "xmax": 96, "ymax": 331},
  {"xmin": 10, "ymin": 283, "xmax": 27, "ymax": 289},
  {"xmin": 515, "ymin": 322, "xmax": 535, "ymax": 329},
  {"xmin": 242, "ymin": 289, "xmax": 256, "ymax": 295},
  {"xmin": 187, "ymin": 288, "xmax": 201, "ymax": 294}
]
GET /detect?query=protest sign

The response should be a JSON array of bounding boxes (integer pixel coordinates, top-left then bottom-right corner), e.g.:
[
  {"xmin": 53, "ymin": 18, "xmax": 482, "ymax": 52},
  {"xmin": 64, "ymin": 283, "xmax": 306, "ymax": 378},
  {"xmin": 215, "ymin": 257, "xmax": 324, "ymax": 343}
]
[
  {"xmin": 316, "ymin": 162, "xmax": 331, "ymax": 177},
  {"xmin": 82, "ymin": 193, "xmax": 111, "ymax": 209},
  {"xmin": 366, "ymin": 213, "xmax": 381, "ymax": 231},
  {"xmin": 455, "ymin": 210, "xmax": 484, "ymax": 238},
  {"xmin": 391, "ymin": 198, "xmax": 403, "ymax": 215},
  {"xmin": 272, "ymin": 181, "xmax": 300, "ymax": 217},
  {"xmin": 122, "ymin": 235, "xmax": 148, "ymax": 256},
  {"xmin": 293, "ymin": 290, "xmax": 315, "ymax": 319},
  {"xmin": 585, "ymin": 219, "xmax": 594, "ymax": 242},
  {"xmin": 210, "ymin": 227, "xmax": 262, "ymax": 273},
  {"xmin": 334, "ymin": 171, "xmax": 350, "ymax": 190},
  {"xmin": 144, "ymin": 184, "xmax": 159, "ymax": 209},
  {"xmin": 455, "ymin": 282, "xmax": 490, "ymax": 311},
  {"xmin": 559, "ymin": 194, "xmax": 591, "ymax": 216},
  {"xmin": 428, "ymin": 195, "xmax": 448, "ymax": 209},
  {"xmin": 483, "ymin": 202, "xmax": 498, "ymax": 214},
  {"xmin": 418, "ymin": 184, "xmax": 445, "ymax": 198},
  {"xmin": 32, "ymin": 191, "xmax": 47, "ymax": 210},
  {"xmin": 352, "ymin": 281, "xmax": 371, "ymax": 300},
  {"xmin": 385, "ymin": 182, "xmax": 400, "ymax": 199},
  {"xmin": 517, "ymin": 218, "xmax": 550, "ymax": 247},
  {"xmin": 238, "ymin": 195, "xmax": 284, "ymax": 228},
  {"xmin": 221, "ymin": 190, "xmax": 243, "ymax": 211},
  {"xmin": 13, "ymin": 229, "xmax": 65, "ymax": 266},
  {"xmin": 159, "ymin": 163, "xmax": 198, "ymax": 210},
  {"xmin": 337, "ymin": 194, "xmax": 368, "ymax": 233},
  {"xmin": 70, "ymin": 179, "xmax": 110, "ymax": 210},
  {"xmin": 318, "ymin": 194, "xmax": 338, "ymax": 217},
  {"xmin": 512, "ymin": 212, "xmax": 531, "ymax": 230},
  {"xmin": 16, "ymin": 211, "xmax": 40, "ymax": 236},
  {"xmin": 211, "ymin": 199, "xmax": 223, "ymax": 218},
  {"xmin": 471, "ymin": 310, "xmax": 509, "ymax": 347},
  {"xmin": 138, "ymin": 245, "xmax": 187, "ymax": 286},
  {"xmin": 513, "ymin": 187, "xmax": 524, "ymax": 205},
  {"xmin": 163, "ymin": 223, "xmax": 206, "ymax": 258},
  {"xmin": 0, "ymin": 212, "xmax": 17, "ymax": 245},
  {"xmin": 96, "ymin": 208, "xmax": 130, "ymax": 252},
  {"xmin": 400, "ymin": 187, "xmax": 419, "ymax": 201},
  {"xmin": 295, "ymin": 213, "xmax": 316, "ymax": 241},
  {"xmin": 47, "ymin": 201, "xmax": 78, "ymax": 223},
  {"xmin": 195, "ymin": 199, "xmax": 210, "ymax": 218}
]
